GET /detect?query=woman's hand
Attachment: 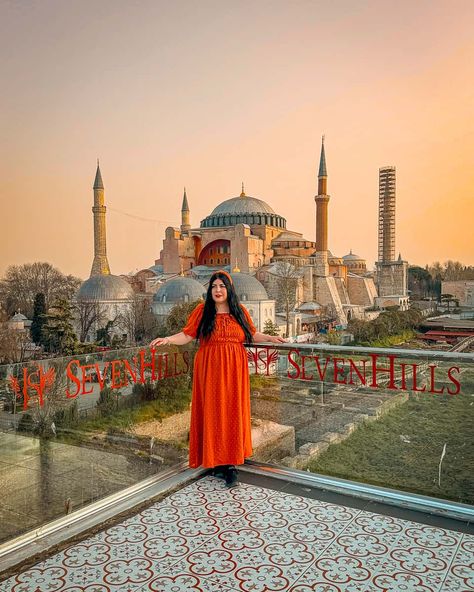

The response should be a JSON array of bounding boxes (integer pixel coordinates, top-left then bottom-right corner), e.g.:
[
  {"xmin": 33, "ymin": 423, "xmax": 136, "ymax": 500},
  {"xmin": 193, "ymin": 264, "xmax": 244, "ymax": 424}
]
[
  {"xmin": 150, "ymin": 332, "xmax": 194, "ymax": 348},
  {"xmin": 150, "ymin": 337, "xmax": 170, "ymax": 348},
  {"xmin": 269, "ymin": 335, "xmax": 287, "ymax": 343},
  {"xmin": 252, "ymin": 332, "xmax": 287, "ymax": 344}
]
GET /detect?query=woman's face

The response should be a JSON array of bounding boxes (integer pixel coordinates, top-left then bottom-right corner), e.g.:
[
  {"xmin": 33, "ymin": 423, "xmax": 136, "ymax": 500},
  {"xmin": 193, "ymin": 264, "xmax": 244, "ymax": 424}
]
[{"xmin": 211, "ymin": 278, "xmax": 228, "ymax": 304}]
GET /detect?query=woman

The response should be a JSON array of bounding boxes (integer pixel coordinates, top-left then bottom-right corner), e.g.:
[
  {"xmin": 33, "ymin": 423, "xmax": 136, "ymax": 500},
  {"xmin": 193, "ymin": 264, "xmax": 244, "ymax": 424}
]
[{"xmin": 150, "ymin": 270, "xmax": 285, "ymax": 487}]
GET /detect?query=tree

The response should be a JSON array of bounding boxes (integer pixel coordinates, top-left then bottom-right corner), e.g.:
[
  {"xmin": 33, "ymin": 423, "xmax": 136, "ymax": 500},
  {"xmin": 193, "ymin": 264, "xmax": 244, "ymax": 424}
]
[
  {"xmin": 42, "ymin": 299, "xmax": 78, "ymax": 354},
  {"xmin": 408, "ymin": 266, "xmax": 439, "ymax": 300},
  {"xmin": 30, "ymin": 293, "xmax": 47, "ymax": 345},
  {"xmin": 0, "ymin": 262, "xmax": 81, "ymax": 318},
  {"xmin": 272, "ymin": 262, "xmax": 299, "ymax": 337},
  {"xmin": 96, "ymin": 319, "xmax": 116, "ymax": 347},
  {"xmin": 75, "ymin": 300, "xmax": 107, "ymax": 343},
  {"xmin": 426, "ymin": 260, "xmax": 474, "ymax": 282},
  {"xmin": 0, "ymin": 323, "xmax": 31, "ymax": 364},
  {"xmin": 17, "ymin": 358, "xmax": 74, "ymax": 436},
  {"xmin": 262, "ymin": 318, "xmax": 280, "ymax": 336},
  {"xmin": 118, "ymin": 295, "xmax": 159, "ymax": 345},
  {"xmin": 348, "ymin": 309, "xmax": 422, "ymax": 345},
  {"xmin": 165, "ymin": 300, "xmax": 202, "ymax": 336},
  {"xmin": 322, "ymin": 303, "xmax": 338, "ymax": 322}
]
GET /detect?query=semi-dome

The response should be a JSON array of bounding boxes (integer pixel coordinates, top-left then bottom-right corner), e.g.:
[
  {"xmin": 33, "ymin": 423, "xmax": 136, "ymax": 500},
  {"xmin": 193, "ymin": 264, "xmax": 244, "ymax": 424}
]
[
  {"xmin": 77, "ymin": 274, "xmax": 135, "ymax": 301},
  {"xmin": 153, "ymin": 276, "xmax": 206, "ymax": 304},
  {"xmin": 230, "ymin": 272, "xmax": 268, "ymax": 302},
  {"xmin": 201, "ymin": 190, "xmax": 286, "ymax": 229}
]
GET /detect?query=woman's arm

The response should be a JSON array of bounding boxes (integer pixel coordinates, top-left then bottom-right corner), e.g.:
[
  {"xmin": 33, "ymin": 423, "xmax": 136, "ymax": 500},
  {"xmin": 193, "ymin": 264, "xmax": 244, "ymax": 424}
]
[
  {"xmin": 252, "ymin": 331, "xmax": 286, "ymax": 344},
  {"xmin": 150, "ymin": 331, "xmax": 195, "ymax": 348}
]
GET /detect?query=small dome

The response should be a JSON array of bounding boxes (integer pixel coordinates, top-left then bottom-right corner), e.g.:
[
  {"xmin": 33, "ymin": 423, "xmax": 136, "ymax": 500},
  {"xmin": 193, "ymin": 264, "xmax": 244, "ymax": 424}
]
[
  {"xmin": 297, "ymin": 302, "xmax": 322, "ymax": 312},
  {"xmin": 148, "ymin": 264, "xmax": 163, "ymax": 275},
  {"xmin": 343, "ymin": 250, "xmax": 365, "ymax": 262},
  {"xmin": 77, "ymin": 275, "xmax": 135, "ymax": 301},
  {"xmin": 153, "ymin": 277, "xmax": 206, "ymax": 304},
  {"xmin": 10, "ymin": 312, "xmax": 28, "ymax": 322},
  {"xmin": 230, "ymin": 273, "xmax": 268, "ymax": 302}
]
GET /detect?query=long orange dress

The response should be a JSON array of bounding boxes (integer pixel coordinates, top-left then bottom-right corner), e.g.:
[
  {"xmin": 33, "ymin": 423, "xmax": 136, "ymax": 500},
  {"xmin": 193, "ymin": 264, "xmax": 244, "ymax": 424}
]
[{"xmin": 183, "ymin": 302, "xmax": 256, "ymax": 468}]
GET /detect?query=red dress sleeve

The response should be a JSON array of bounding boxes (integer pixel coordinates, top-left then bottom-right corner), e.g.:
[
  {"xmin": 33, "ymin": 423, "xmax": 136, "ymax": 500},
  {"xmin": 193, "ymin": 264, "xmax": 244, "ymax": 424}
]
[
  {"xmin": 183, "ymin": 303, "xmax": 204, "ymax": 338},
  {"xmin": 241, "ymin": 305, "xmax": 257, "ymax": 335}
]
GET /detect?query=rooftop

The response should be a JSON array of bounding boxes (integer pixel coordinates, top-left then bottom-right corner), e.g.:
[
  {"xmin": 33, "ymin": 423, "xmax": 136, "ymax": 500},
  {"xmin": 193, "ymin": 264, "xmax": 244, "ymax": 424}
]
[{"xmin": 0, "ymin": 469, "xmax": 472, "ymax": 590}]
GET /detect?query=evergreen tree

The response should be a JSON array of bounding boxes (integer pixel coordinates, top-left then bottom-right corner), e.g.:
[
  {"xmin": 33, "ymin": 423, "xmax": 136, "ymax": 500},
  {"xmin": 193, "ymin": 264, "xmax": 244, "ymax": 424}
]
[
  {"xmin": 42, "ymin": 298, "xmax": 78, "ymax": 354},
  {"xmin": 31, "ymin": 293, "xmax": 47, "ymax": 345},
  {"xmin": 263, "ymin": 318, "xmax": 280, "ymax": 336}
]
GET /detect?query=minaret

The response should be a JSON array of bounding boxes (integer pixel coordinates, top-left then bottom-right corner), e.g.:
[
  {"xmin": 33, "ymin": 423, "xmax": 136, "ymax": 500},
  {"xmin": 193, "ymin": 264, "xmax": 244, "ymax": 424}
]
[
  {"xmin": 90, "ymin": 161, "xmax": 111, "ymax": 277},
  {"xmin": 180, "ymin": 187, "xmax": 191, "ymax": 232},
  {"xmin": 315, "ymin": 136, "xmax": 330, "ymax": 252}
]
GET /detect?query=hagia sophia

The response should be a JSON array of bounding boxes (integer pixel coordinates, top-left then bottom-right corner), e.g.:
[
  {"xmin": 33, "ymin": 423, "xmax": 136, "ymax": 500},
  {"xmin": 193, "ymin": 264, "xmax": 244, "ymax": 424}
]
[{"xmin": 76, "ymin": 139, "xmax": 408, "ymax": 342}]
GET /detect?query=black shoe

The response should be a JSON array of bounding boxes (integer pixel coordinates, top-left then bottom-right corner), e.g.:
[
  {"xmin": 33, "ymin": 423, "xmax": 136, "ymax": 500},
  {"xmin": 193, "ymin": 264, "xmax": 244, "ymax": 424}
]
[
  {"xmin": 224, "ymin": 465, "xmax": 238, "ymax": 488},
  {"xmin": 211, "ymin": 465, "xmax": 227, "ymax": 479}
]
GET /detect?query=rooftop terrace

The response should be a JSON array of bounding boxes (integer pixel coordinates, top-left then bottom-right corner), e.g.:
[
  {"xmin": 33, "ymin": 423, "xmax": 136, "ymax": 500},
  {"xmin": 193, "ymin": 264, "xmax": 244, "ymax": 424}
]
[{"xmin": 0, "ymin": 342, "xmax": 473, "ymax": 590}]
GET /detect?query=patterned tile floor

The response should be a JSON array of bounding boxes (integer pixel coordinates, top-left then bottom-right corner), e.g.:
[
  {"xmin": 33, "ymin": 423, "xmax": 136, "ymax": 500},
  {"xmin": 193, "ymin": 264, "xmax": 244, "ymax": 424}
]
[{"xmin": 0, "ymin": 475, "xmax": 473, "ymax": 591}]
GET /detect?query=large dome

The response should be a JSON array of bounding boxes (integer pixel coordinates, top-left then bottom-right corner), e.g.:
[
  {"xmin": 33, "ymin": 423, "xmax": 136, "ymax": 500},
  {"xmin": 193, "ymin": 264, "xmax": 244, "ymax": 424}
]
[
  {"xmin": 201, "ymin": 192, "xmax": 286, "ymax": 229},
  {"xmin": 77, "ymin": 274, "xmax": 135, "ymax": 301},
  {"xmin": 153, "ymin": 277, "xmax": 206, "ymax": 304},
  {"xmin": 230, "ymin": 272, "xmax": 268, "ymax": 302},
  {"xmin": 211, "ymin": 196, "xmax": 275, "ymax": 216}
]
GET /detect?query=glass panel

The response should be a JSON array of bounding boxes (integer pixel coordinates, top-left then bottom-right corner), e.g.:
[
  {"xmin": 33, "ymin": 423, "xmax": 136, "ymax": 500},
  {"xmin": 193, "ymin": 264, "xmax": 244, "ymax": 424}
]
[
  {"xmin": 1, "ymin": 342, "xmax": 473, "ymax": 545},
  {"xmin": 0, "ymin": 345, "xmax": 195, "ymax": 544},
  {"xmin": 248, "ymin": 343, "xmax": 474, "ymax": 505}
]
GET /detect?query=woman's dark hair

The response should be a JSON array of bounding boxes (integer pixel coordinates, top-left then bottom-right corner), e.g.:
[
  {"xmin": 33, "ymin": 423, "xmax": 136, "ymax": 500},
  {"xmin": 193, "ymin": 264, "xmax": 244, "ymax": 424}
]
[{"xmin": 196, "ymin": 271, "xmax": 254, "ymax": 343}]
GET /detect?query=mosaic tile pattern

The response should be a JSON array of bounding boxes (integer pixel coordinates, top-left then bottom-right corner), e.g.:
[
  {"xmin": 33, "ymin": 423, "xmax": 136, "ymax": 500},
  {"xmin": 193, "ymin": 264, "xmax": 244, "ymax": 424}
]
[{"xmin": 0, "ymin": 476, "xmax": 472, "ymax": 592}]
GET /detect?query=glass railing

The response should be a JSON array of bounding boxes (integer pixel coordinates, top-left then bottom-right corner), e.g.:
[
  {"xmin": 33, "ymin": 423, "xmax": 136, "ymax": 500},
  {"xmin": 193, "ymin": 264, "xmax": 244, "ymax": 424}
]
[
  {"xmin": 247, "ymin": 343, "xmax": 474, "ymax": 507},
  {"xmin": 0, "ymin": 342, "xmax": 473, "ymax": 545},
  {"xmin": 0, "ymin": 344, "xmax": 195, "ymax": 544}
]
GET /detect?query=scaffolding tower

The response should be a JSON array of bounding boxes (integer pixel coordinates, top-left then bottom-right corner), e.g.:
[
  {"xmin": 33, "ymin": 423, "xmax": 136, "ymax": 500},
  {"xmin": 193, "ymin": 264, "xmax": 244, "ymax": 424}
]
[{"xmin": 378, "ymin": 166, "xmax": 396, "ymax": 262}]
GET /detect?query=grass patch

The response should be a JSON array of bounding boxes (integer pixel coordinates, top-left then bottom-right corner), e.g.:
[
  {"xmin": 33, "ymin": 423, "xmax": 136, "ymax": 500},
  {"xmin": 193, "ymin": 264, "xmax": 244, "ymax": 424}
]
[
  {"xmin": 250, "ymin": 374, "xmax": 277, "ymax": 390},
  {"xmin": 78, "ymin": 388, "xmax": 192, "ymax": 433},
  {"xmin": 308, "ymin": 380, "xmax": 474, "ymax": 504}
]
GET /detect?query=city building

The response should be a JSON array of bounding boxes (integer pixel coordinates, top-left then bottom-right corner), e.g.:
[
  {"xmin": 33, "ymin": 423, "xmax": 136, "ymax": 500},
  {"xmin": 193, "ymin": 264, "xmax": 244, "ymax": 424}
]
[{"xmin": 442, "ymin": 280, "xmax": 474, "ymax": 308}]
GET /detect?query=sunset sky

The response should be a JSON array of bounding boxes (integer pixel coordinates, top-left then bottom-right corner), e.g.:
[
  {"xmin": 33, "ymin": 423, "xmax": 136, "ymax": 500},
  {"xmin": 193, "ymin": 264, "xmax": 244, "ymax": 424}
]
[{"xmin": 1, "ymin": 0, "xmax": 473, "ymax": 280}]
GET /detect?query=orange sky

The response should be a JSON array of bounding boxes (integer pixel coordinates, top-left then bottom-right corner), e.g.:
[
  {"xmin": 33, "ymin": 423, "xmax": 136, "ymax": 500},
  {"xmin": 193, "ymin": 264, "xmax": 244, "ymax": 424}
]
[{"xmin": 1, "ymin": 0, "xmax": 473, "ymax": 280}]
